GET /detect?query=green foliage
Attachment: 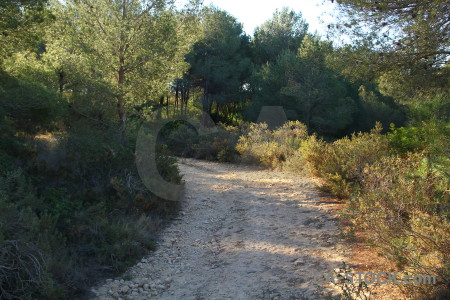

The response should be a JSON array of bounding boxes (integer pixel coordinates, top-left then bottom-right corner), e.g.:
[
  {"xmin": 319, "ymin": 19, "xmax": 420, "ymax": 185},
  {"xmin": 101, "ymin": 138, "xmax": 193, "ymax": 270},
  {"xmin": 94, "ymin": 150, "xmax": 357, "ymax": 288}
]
[
  {"xmin": 236, "ymin": 121, "xmax": 308, "ymax": 168},
  {"xmin": 0, "ymin": 3, "xmax": 190, "ymax": 294},
  {"xmin": 300, "ymin": 120, "xmax": 449, "ymax": 295},
  {"xmin": 158, "ymin": 120, "xmax": 200, "ymax": 157},
  {"xmin": 0, "ymin": 0, "xmax": 448, "ymax": 299},
  {"xmin": 252, "ymin": 7, "xmax": 308, "ymax": 65},
  {"xmin": 0, "ymin": 109, "xmax": 182, "ymax": 299},
  {"xmin": 389, "ymin": 121, "xmax": 450, "ymax": 157},
  {"xmin": 193, "ymin": 128, "xmax": 240, "ymax": 162},
  {"xmin": 186, "ymin": 6, "xmax": 252, "ymax": 121},
  {"xmin": 301, "ymin": 123, "xmax": 390, "ymax": 198},
  {"xmin": 158, "ymin": 120, "xmax": 241, "ymax": 163},
  {"xmin": 352, "ymin": 153, "xmax": 449, "ymax": 296},
  {"xmin": 0, "ymin": 0, "xmax": 52, "ymax": 60},
  {"xmin": 0, "ymin": 71, "xmax": 64, "ymax": 132},
  {"xmin": 334, "ymin": 0, "xmax": 450, "ymax": 93},
  {"xmin": 407, "ymin": 90, "xmax": 450, "ymax": 123},
  {"xmin": 0, "ymin": 15, "xmax": 189, "ymax": 292},
  {"xmin": 357, "ymin": 84, "xmax": 407, "ymax": 131},
  {"xmin": 248, "ymin": 35, "xmax": 361, "ymax": 137},
  {"xmin": 50, "ymin": 0, "xmax": 196, "ymax": 123}
]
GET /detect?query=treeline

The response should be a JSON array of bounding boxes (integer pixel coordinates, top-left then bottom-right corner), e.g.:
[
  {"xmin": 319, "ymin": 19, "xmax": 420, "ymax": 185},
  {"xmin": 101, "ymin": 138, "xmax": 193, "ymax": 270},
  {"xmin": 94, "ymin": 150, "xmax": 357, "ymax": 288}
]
[{"xmin": 172, "ymin": 6, "xmax": 407, "ymax": 138}]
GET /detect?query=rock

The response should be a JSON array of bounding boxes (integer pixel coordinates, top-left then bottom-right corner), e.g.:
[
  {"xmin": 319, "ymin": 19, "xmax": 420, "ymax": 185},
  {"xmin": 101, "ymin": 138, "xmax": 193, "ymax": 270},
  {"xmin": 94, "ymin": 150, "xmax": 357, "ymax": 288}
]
[
  {"xmin": 120, "ymin": 285, "xmax": 130, "ymax": 294},
  {"xmin": 111, "ymin": 280, "xmax": 120, "ymax": 290},
  {"xmin": 268, "ymin": 276, "xmax": 280, "ymax": 281},
  {"xmin": 143, "ymin": 284, "xmax": 149, "ymax": 290},
  {"xmin": 111, "ymin": 284, "xmax": 119, "ymax": 292},
  {"xmin": 294, "ymin": 258, "xmax": 305, "ymax": 266},
  {"xmin": 106, "ymin": 279, "xmax": 113, "ymax": 283},
  {"xmin": 163, "ymin": 278, "xmax": 172, "ymax": 284},
  {"xmin": 112, "ymin": 292, "xmax": 120, "ymax": 299}
]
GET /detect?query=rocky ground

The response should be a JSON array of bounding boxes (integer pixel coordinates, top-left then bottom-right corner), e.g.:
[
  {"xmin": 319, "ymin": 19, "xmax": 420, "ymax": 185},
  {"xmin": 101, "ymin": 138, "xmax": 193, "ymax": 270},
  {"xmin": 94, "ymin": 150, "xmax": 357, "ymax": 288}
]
[{"xmin": 91, "ymin": 158, "xmax": 350, "ymax": 300}]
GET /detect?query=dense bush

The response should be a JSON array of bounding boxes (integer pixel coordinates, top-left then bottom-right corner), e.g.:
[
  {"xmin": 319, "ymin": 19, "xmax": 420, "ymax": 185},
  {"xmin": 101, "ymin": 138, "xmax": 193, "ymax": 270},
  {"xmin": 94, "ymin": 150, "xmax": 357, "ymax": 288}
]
[
  {"xmin": 353, "ymin": 153, "xmax": 449, "ymax": 297},
  {"xmin": 389, "ymin": 121, "xmax": 450, "ymax": 158},
  {"xmin": 194, "ymin": 124, "xmax": 241, "ymax": 162},
  {"xmin": 236, "ymin": 121, "xmax": 308, "ymax": 168},
  {"xmin": 299, "ymin": 120, "xmax": 449, "ymax": 296},
  {"xmin": 158, "ymin": 120, "xmax": 242, "ymax": 163},
  {"xmin": 0, "ymin": 71, "xmax": 64, "ymax": 133},
  {"xmin": 0, "ymin": 115, "xmax": 182, "ymax": 299},
  {"xmin": 301, "ymin": 123, "xmax": 390, "ymax": 198}
]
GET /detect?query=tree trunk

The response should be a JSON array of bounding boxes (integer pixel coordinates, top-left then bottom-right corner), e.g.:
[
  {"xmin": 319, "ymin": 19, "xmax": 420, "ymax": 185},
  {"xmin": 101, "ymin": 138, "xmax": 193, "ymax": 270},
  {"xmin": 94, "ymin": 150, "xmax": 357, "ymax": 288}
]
[
  {"xmin": 201, "ymin": 82, "xmax": 214, "ymax": 127},
  {"xmin": 156, "ymin": 96, "xmax": 164, "ymax": 119},
  {"xmin": 116, "ymin": 0, "xmax": 128, "ymax": 127},
  {"xmin": 58, "ymin": 70, "xmax": 65, "ymax": 94},
  {"xmin": 117, "ymin": 65, "xmax": 127, "ymax": 126},
  {"xmin": 166, "ymin": 96, "xmax": 169, "ymax": 118},
  {"xmin": 175, "ymin": 87, "xmax": 179, "ymax": 110}
]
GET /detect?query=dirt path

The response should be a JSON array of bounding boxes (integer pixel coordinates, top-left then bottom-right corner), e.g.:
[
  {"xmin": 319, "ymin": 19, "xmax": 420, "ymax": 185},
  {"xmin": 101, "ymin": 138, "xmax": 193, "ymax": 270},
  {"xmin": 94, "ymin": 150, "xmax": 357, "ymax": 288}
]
[{"xmin": 92, "ymin": 158, "xmax": 349, "ymax": 300}]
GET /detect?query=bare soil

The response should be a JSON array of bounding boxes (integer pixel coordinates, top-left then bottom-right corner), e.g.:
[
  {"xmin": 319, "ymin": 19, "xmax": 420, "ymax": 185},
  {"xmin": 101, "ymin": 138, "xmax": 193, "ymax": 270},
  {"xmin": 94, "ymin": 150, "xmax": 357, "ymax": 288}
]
[{"xmin": 92, "ymin": 158, "xmax": 350, "ymax": 300}]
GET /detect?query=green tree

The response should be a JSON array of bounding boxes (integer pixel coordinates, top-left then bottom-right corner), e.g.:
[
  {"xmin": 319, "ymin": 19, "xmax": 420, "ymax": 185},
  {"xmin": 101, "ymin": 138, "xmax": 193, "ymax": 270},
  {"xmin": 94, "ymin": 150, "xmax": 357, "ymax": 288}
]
[
  {"xmin": 50, "ymin": 0, "xmax": 197, "ymax": 125},
  {"xmin": 186, "ymin": 6, "xmax": 252, "ymax": 124},
  {"xmin": 252, "ymin": 7, "xmax": 308, "ymax": 65},
  {"xmin": 0, "ymin": 0, "xmax": 51, "ymax": 61},
  {"xmin": 333, "ymin": 0, "xmax": 450, "ymax": 96},
  {"xmin": 249, "ymin": 35, "xmax": 358, "ymax": 137}
]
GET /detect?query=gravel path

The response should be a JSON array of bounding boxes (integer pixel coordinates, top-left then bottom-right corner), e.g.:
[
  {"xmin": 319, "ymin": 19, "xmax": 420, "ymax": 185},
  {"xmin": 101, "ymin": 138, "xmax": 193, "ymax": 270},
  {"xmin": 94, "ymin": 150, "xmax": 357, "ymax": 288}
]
[{"xmin": 92, "ymin": 158, "xmax": 349, "ymax": 300}]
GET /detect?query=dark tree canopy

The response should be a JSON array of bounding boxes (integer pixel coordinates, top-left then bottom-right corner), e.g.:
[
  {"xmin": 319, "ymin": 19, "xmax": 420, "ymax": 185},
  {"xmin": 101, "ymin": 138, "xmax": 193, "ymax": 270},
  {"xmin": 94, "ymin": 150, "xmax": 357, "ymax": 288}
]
[
  {"xmin": 333, "ymin": 0, "xmax": 450, "ymax": 93},
  {"xmin": 0, "ymin": 0, "xmax": 50, "ymax": 59},
  {"xmin": 252, "ymin": 7, "xmax": 308, "ymax": 65},
  {"xmin": 186, "ymin": 6, "xmax": 252, "ymax": 122}
]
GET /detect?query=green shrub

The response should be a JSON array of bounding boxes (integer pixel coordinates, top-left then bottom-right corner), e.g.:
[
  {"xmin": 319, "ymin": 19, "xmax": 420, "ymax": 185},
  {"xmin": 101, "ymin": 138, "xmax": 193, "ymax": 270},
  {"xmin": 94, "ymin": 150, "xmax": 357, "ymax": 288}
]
[
  {"xmin": 389, "ymin": 121, "xmax": 450, "ymax": 155},
  {"xmin": 236, "ymin": 121, "xmax": 308, "ymax": 168},
  {"xmin": 301, "ymin": 123, "xmax": 390, "ymax": 198},
  {"xmin": 0, "ymin": 115, "xmax": 183, "ymax": 299},
  {"xmin": 301, "ymin": 120, "xmax": 450, "ymax": 298},
  {"xmin": 195, "ymin": 124, "xmax": 241, "ymax": 162},
  {"xmin": 0, "ymin": 72, "xmax": 65, "ymax": 132},
  {"xmin": 158, "ymin": 120, "xmax": 199, "ymax": 157},
  {"xmin": 352, "ymin": 153, "xmax": 449, "ymax": 296},
  {"xmin": 158, "ymin": 120, "xmax": 241, "ymax": 163}
]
